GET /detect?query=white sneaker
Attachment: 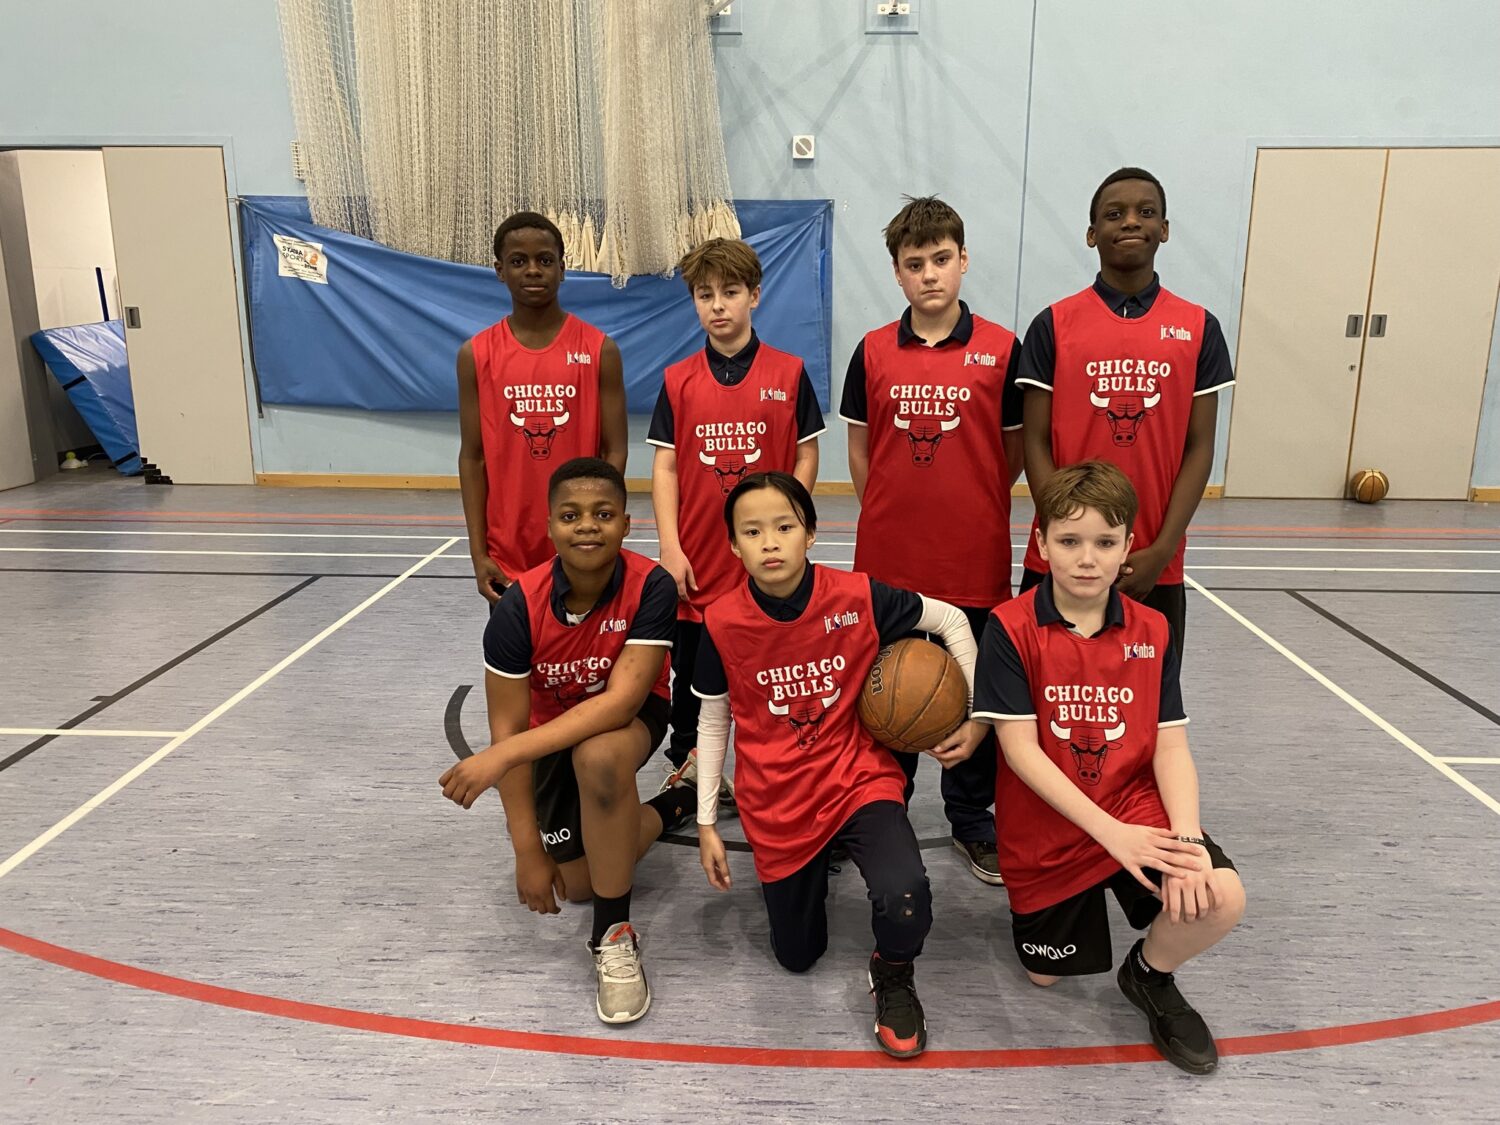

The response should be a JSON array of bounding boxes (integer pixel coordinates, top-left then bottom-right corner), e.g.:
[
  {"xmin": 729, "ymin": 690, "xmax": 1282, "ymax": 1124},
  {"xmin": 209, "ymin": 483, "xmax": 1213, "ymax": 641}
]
[
  {"xmin": 591, "ymin": 922, "xmax": 650, "ymax": 1024},
  {"xmin": 659, "ymin": 748, "xmax": 736, "ymax": 812}
]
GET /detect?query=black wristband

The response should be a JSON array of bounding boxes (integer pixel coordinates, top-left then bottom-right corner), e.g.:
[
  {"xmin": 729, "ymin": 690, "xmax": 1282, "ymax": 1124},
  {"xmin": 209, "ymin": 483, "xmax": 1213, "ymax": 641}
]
[{"xmin": 1176, "ymin": 835, "xmax": 1207, "ymax": 847}]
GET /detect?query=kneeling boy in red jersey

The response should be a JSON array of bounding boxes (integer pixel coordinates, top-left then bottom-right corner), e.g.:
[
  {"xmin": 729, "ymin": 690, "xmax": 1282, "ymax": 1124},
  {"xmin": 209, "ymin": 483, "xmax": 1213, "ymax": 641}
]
[
  {"xmin": 440, "ymin": 458, "xmax": 697, "ymax": 1025},
  {"xmin": 693, "ymin": 472, "xmax": 985, "ymax": 1059},
  {"xmin": 945, "ymin": 460, "xmax": 1245, "ymax": 1074}
]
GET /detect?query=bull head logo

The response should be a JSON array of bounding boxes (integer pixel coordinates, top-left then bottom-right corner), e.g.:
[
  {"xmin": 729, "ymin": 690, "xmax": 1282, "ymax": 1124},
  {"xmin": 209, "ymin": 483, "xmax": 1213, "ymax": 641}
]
[
  {"xmin": 1089, "ymin": 391, "xmax": 1160, "ymax": 447},
  {"xmin": 892, "ymin": 414, "xmax": 961, "ymax": 467},
  {"xmin": 511, "ymin": 410, "xmax": 571, "ymax": 460},
  {"xmin": 1049, "ymin": 716, "xmax": 1126, "ymax": 786},
  {"xmin": 553, "ymin": 676, "xmax": 607, "ymax": 708},
  {"xmin": 698, "ymin": 446, "xmax": 762, "ymax": 493},
  {"xmin": 768, "ymin": 685, "xmax": 841, "ymax": 749}
]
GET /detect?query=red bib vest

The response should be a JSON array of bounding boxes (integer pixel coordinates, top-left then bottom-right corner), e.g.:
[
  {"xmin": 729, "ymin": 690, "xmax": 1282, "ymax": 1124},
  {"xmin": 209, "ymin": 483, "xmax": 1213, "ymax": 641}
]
[
  {"xmin": 517, "ymin": 549, "xmax": 671, "ymax": 728},
  {"xmin": 704, "ymin": 566, "xmax": 905, "ymax": 882},
  {"xmin": 472, "ymin": 314, "xmax": 604, "ymax": 578},
  {"xmin": 664, "ymin": 344, "xmax": 804, "ymax": 616},
  {"xmin": 1022, "ymin": 288, "xmax": 1206, "ymax": 585},
  {"xmin": 854, "ymin": 315, "xmax": 1018, "ymax": 607},
  {"xmin": 991, "ymin": 590, "xmax": 1174, "ymax": 913}
]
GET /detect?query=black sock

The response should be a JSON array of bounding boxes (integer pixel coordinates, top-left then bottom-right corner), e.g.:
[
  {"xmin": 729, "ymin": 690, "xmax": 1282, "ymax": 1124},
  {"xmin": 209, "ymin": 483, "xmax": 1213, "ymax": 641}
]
[
  {"xmin": 591, "ymin": 889, "xmax": 632, "ymax": 947},
  {"xmin": 645, "ymin": 787, "xmax": 693, "ymax": 836},
  {"xmin": 1128, "ymin": 938, "xmax": 1171, "ymax": 983}
]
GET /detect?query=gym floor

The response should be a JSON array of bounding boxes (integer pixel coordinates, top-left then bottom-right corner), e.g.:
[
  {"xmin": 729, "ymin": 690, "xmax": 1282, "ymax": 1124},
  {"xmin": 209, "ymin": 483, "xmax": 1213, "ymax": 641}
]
[{"xmin": 1, "ymin": 468, "xmax": 1498, "ymax": 1123}]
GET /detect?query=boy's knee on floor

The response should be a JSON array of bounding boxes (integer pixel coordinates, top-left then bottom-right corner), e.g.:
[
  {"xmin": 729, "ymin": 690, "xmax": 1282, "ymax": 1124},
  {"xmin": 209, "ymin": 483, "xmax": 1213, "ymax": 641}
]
[{"xmin": 1027, "ymin": 971, "xmax": 1060, "ymax": 987}]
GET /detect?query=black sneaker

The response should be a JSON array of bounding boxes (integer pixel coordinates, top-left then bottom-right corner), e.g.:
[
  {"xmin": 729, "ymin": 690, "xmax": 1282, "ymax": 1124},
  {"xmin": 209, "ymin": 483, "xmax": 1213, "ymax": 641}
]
[
  {"xmin": 1117, "ymin": 950, "xmax": 1219, "ymax": 1074},
  {"xmin": 867, "ymin": 953, "xmax": 927, "ymax": 1059},
  {"xmin": 953, "ymin": 839, "xmax": 1005, "ymax": 886}
]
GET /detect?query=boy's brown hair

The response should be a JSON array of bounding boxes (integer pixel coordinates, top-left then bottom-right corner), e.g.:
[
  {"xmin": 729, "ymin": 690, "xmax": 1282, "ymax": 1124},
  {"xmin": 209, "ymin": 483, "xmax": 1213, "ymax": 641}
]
[
  {"xmin": 882, "ymin": 195, "xmax": 965, "ymax": 261},
  {"xmin": 679, "ymin": 238, "xmax": 762, "ymax": 291},
  {"xmin": 1035, "ymin": 460, "xmax": 1138, "ymax": 535}
]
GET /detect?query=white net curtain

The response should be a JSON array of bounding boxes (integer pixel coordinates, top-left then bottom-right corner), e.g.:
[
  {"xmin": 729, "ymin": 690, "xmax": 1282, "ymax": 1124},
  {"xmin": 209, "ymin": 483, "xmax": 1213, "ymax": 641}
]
[{"xmin": 278, "ymin": 0, "xmax": 740, "ymax": 282}]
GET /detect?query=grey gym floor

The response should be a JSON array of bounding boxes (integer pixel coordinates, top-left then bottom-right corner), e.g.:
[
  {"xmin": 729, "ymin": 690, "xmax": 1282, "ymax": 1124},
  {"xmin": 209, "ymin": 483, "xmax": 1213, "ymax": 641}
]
[{"xmin": 1, "ymin": 468, "xmax": 1498, "ymax": 1123}]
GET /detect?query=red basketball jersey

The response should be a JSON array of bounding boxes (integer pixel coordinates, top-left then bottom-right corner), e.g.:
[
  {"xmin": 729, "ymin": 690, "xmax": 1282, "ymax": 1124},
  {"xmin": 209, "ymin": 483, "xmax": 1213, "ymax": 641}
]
[
  {"xmin": 517, "ymin": 549, "xmax": 671, "ymax": 727},
  {"xmin": 472, "ymin": 315, "xmax": 605, "ymax": 578},
  {"xmin": 854, "ymin": 315, "xmax": 1019, "ymax": 608},
  {"xmin": 664, "ymin": 345, "xmax": 804, "ymax": 616},
  {"xmin": 704, "ymin": 566, "xmax": 905, "ymax": 882},
  {"xmin": 990, "ymin": 590, "xmax": 1175, "ymax": 913},
  {"xmin": 1022, "ymin": 288, "xmax": 1206, "ymax": 585}
]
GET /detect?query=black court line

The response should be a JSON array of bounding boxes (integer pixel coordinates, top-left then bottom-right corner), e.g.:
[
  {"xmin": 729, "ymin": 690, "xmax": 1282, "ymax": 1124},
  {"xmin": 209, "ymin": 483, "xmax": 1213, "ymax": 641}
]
[
  {"xmin": 1287, "ymin": 590, "xmax": 1500, "ymax": 729},
  {"xmin": 443, "ymin": 685, "xmax": 955, "ymax": 854},
  {"xmin": 0, "ymin": 577, "xmax": 321, "ymax": 773}
]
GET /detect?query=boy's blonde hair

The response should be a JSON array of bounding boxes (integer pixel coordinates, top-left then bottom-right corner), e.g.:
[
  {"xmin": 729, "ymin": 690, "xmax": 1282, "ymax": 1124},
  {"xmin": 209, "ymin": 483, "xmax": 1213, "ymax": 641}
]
[
  {"xmin": 883, "ymin": 195, "xmax": 965, "ymax": 261},
  {"xmin": 1035, "ymin": 461, "xmax": 1138, "ymax": 535},
  {"xmin": 679, "ymin": 238, "xmax": 762, "ymax": 291}
]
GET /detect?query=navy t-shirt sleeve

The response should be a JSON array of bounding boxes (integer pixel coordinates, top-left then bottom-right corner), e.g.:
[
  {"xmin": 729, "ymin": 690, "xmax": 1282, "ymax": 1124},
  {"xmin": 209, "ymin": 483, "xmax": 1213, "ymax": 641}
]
[
  {"xmin": 869, "ymin": 578, "xmax": 924, "ymax": 642},
  {"xmin": 483, "ymin": 583, "xmax": 533, "ymax": 678},
  {"xmin": 1158, "ymin": 638, "xmax": 1188, "ymax": 725},
  {"xmin": 972, "ymin": 616, "xmax": 1037, "ymax": 721},
  {"xmin": 837, "ymin": 340, "xmax": 869, "ymax": 424},
  {"xmin": 692, "ymin": 624, "xmax": 730, "ymax": 698},
  {"xmin": 1015, "ymin": 307, "xmax": 1056, "ymax": 392},
  {"xmin": 1194, "ymin": 311, "xmax": 1235, "ymax": 394},
  {"xmin": 1001, "ymin": 344, "xmax": 1024, "ymax": 431},
  {"xmin": 794, "ymin": 367, "xmax": 826, "ymax": 441},
  {"xmin": 625, "ymin": 567, "xmax": 679, "ymax": 646},
  {"xmin": 645, "ymin": 383, "xmax": 676, "ymax": 446}
]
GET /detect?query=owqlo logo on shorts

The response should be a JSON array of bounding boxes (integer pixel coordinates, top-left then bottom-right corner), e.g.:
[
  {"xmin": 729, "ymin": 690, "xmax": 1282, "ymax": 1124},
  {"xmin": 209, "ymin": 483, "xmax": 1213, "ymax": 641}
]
[
  {"xmin": 542, "ymin": 827, "xmax": 572, "ymax": 846},
  {"xmin": 1021, "ymin": 942, "xmax": 1077, "ymax": 961},
  {"xmin": 598, "ymin": 617, "xmax": 627, "ymax": 634},
  {"xmin": 1123, "ymin": 641, "xmax": 1156, "ymax": 661},
  {"xmin": 565, "ymin": 351, "xmax": 593, "ymax": 365},
  {"xmin": 1160, "ymin": 325, "xmax": 1193, "ymax": 341}
]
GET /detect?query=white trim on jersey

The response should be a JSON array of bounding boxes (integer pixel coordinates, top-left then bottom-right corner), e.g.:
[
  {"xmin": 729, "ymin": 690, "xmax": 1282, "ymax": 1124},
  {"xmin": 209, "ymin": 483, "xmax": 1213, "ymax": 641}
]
[
  {"xmin": 1014, "ymin": 378, "xmax": 1053, "ymax": 393},
  {"xmin": 1002, "ymin": 422, "xmax": 1024, "ymax": 432},
  {"xmin": 797, "ymin": 426, "xmax": 828, "ymax": 443},
  {"xmin": 484, "ymin": 662, "xmax": 531, "ymax": 680},
  {"xmin": 836, "ymin": 413, "xmax": 869, "ymax": 427},
  {"xmin": 1192, "ymin": 380, "xmax": 1236, "ymax": 397},
  {"xmin": 972, "ymin": 710, "xmax": 1037, "ymax": 723},
  {"xmin": 1159, "ymin": 716, "xmax": 1191, "ymax": 728},
  {"xmin": 623, "ymin": 638, "xmax": 674, "ymax": 647},
  {"xmin": 645, "ymin": 437, "xmax": 675, "ymax": 449}
]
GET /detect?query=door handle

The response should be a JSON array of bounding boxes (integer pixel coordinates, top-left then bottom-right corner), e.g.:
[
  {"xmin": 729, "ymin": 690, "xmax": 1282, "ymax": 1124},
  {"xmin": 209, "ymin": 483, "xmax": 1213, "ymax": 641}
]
[
  {"xmin": 1369, "ymin": 314, "xmax": 1387, "ymax": 338},
  {"xmin": 124, "ymin": 306, "xmax": 142, "ymax": 329},
  {"xmin": 1345, "ymin": 314, "xmax": 1363, "ymax": 337}
]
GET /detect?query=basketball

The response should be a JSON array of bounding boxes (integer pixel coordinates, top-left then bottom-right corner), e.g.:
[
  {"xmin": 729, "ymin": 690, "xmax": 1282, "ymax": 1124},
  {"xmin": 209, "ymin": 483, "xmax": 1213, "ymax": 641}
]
[
  {"xmin": 858, "ymin": 637, "xmax": 968, "ymax": 754},
  {"xmin": 1350, "ymin": 468, "xmax": 1390, "ymax": 504}
]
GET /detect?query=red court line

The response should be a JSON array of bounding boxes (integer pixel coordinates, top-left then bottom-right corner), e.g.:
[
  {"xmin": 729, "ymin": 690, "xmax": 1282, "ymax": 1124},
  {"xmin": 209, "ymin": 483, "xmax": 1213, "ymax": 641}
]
[{"xmin": 2, "ymin": 926, "xmax": 1496, "ymax": 1069}]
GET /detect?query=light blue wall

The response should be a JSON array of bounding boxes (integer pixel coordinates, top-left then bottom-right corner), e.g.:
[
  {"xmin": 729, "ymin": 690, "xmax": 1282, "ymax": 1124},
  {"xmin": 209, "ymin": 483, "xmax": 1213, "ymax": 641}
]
[{"xmin": 3, "ymin": 1, "xmax": 1499, "ymax": 486}]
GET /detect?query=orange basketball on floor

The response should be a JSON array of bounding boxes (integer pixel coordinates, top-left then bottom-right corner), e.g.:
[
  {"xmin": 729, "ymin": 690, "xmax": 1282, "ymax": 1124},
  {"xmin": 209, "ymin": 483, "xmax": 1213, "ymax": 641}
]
[
  {"xmin": 1350, "ymin": 468, "xmax": 1390, "ymax": 504},
  {"xmin": 858, "ymin": 637, "xmax": 967, "ymax": 754}
]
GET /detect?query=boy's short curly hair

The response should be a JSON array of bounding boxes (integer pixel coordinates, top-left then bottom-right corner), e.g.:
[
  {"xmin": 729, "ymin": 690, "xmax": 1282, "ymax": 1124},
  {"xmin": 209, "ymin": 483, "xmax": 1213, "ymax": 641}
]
[{"xmin": 1035, "ymin": 460, "xmax": 1138, "ymax": 535}]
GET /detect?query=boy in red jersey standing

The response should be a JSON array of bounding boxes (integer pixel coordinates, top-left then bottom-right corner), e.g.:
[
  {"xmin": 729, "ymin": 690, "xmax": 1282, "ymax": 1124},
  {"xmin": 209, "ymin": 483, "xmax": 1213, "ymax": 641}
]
[
  {"xmin": 440, "ymin": 458, "xmax": 698, "ymax": 1025},
  {"xmin": 948, "ymin": 461, "xmax": 1245, "ymax": 1074},
  {"xmin": 839, "ymin": 196, "xmax": 1022, "ymax": 886},
  {"xmin": 458, "ymin": 212, "xmax": 629, "ymax": 604},
  {"xmin": 693, "ymin": 472, "xmax": 986, "ymax": 1059},
  {"xmin": 648, "ymin": 238, "xmax": 823, "ymax": 791},
  {"xmin": 1018, "ymin": 169, "xmax": 1235, "ymax": 659}
]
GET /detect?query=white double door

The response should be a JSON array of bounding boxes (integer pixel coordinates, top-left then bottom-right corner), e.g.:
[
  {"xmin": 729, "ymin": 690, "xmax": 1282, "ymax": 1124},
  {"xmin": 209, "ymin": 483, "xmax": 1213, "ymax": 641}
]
[{"xmin": 1225, "ymin": 147, "xmax": 1500, "ymax": 499}]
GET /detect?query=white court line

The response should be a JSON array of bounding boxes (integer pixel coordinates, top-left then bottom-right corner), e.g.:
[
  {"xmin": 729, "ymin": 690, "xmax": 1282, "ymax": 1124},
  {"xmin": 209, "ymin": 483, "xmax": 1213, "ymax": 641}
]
[
  {"xmin": 0, "ymin": 548, "xmax": 431, "ymax": 559},
  {"xmin": 0, "ymin": 727, "xmax": 185, "ymax": 738},
  {"xmin": 1186, "ymin": 575, "xmax": 1500, "ymax": 818},
  {"xmin": 0, "ymin": 528, "xmax": 452, "ymax": 541},
  {"xmin": 1186, "ymin": 565, "xmax": 1500, "ymax": 574},
  {"xmin": 1184, "ymin": 546, "xmax": 1500, "ymax": 555},
  {"xmin": 1438, "ymin": 758, "xmax": 1500, "ymax": 766},
  {"xmin": 0, "ymin": 537, "xmax": 460, "ymax": 883}
]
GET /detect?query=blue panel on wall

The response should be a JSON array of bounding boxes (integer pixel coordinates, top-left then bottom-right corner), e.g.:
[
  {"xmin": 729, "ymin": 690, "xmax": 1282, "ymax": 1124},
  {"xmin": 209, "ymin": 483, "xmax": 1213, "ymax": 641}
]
[{"xmin": 240, "ymin": 197, "xmax": 833, "ymax": 414}]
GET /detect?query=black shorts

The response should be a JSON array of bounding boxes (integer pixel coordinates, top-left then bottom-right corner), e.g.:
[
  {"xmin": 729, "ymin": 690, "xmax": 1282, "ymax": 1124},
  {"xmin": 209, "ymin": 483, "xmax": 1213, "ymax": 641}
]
[
  {"xmin": 1010, "ymin": 833, "xmax": 1237, "ymax": 977},
  {"xmin": 532, "ymin": 692, "xmax": 670, "ymax": 864}
]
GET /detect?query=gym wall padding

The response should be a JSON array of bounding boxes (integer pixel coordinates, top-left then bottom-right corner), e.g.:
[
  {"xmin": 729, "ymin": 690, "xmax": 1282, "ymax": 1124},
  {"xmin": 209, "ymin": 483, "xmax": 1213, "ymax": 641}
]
[
  {"xmin": 240, "ymin": 196, "xmax": 833, "ymax": 414},
  {"xmin": 29, "ymin": 320, "xmax": 143, "ymax": 475}
]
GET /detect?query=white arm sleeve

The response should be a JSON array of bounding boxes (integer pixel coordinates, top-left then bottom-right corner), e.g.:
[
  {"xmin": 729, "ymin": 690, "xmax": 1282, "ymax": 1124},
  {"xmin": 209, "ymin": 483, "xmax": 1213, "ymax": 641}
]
[
  {"xmin": 695, "ymin": 694, "xmax": 731, "ymax": 825},
  {"xmin": 914, "ymin": 595, "xmax": 978, "ymax": 709}
]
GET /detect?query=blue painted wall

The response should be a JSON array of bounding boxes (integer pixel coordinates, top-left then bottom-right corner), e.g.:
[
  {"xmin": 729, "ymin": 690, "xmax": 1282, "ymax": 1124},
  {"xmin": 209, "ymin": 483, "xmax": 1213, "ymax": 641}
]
[{"xmin": 3, "ymin": 0, "xmax": 1499, "ymax": 486}]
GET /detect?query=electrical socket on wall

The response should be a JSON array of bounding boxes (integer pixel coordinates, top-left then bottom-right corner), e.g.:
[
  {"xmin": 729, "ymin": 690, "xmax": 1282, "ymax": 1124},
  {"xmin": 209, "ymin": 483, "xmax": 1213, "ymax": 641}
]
[
  {"xmin": 791, "ymin": 135, "xmax": 815, "ymax": 161},
  {"xmin": 867, "ymin": 0, "xmax": 918, "ymax": 34}
]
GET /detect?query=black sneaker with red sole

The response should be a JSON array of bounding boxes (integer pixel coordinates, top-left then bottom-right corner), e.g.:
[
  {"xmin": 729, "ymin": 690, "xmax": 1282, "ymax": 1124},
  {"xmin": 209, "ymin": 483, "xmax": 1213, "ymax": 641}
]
[{"xmin": 868, "ymin": 953, "xmax": 927, "ymax": 1059}]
